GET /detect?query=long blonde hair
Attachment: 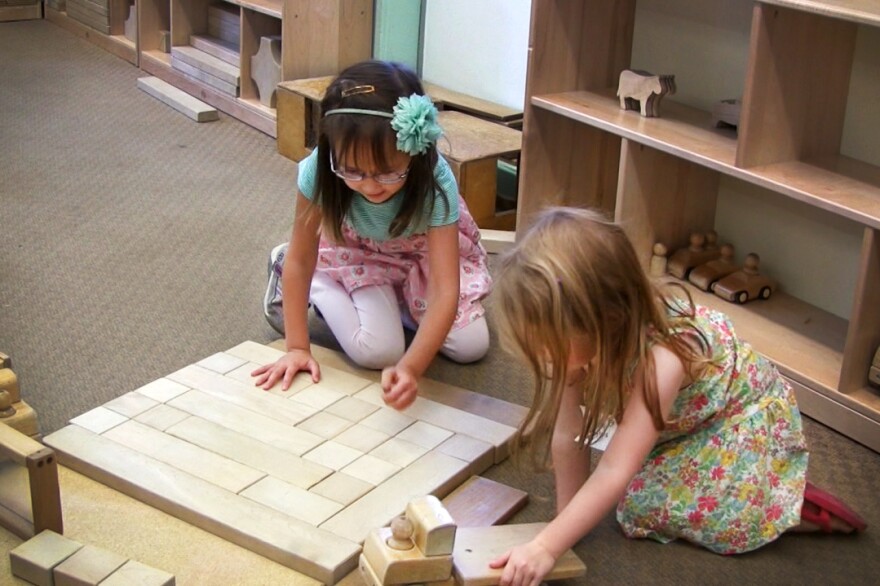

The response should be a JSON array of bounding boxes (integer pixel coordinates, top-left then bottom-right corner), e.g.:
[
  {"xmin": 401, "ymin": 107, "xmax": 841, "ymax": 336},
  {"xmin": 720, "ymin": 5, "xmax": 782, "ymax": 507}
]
[{"xmin": 494, "ymin": 207, "xmax": 709, "ymax": 469}]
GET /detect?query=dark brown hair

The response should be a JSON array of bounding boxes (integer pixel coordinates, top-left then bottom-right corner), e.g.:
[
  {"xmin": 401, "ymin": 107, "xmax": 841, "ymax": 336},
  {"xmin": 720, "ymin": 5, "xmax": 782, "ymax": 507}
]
[{"xmin": 314, "ymin": 60, "xmax": 450, "ymax": 241}]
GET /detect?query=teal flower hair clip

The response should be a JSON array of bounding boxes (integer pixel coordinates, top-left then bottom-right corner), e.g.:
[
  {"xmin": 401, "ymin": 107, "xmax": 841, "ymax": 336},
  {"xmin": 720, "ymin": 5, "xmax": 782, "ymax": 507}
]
[{"xmin": 391, "ymin": 94, "xmax": 443, "ymax": 155}]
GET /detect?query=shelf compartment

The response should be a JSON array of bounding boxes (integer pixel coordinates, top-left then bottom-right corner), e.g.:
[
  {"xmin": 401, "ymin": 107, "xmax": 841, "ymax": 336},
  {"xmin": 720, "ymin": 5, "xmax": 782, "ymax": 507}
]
[
  {"xmin": 45, "ymin": 6, "xmax": 138, "ymax": 65},
  {"xmin": 239, "ymin": 7, "xmax": 281, "ymax": 107},
  {"xmin": 760, "ymin": 0, "xmax": 880, "ymax": 27},
  {"xmin": 533, "ymin": 90, "xmax": 880, "ymax": 228}
]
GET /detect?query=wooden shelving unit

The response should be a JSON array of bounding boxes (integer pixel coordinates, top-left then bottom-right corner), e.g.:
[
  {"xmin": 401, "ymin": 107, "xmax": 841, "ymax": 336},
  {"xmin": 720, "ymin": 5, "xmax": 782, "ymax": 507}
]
[
  {"xmin": 45, "ymin": 1, "xmax": 138, "ymax": 66},
  {"xmin": 518, "ymin": 0, "xmax": 880, "ymax": 452},
  {"xmin": 137, "ymin": 0, "xmax": 373, "ymax": 137}
]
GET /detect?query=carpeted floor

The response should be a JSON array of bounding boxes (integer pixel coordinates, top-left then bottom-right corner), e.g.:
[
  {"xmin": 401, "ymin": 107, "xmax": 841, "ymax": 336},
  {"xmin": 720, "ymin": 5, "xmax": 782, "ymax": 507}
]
[{"xmin": 1, "ymin": 18, "xmax": 878, "ymax": 585}]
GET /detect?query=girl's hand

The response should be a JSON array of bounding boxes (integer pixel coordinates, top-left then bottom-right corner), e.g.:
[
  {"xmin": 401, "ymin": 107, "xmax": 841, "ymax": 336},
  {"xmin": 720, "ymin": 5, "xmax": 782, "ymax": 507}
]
[
  {"xmin": 489, "ymin": 540, "xmax": 556, "ymax": 586},
  {"xmin": 251, "ymin": 349, "xmax": 320, "ymax": 391},
  {"xmin": 381, "ymin": 364, "xmax": 419, "ymax": 410}
]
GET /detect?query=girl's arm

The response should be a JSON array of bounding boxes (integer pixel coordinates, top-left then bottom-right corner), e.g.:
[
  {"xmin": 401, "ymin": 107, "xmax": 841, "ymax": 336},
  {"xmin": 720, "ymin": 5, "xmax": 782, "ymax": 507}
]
[
  {"xmin": 551, "ymin": 377, "xmax": 592, "ymax": 514},
  {"xmin": 492, "ymin": 344, "xmax": 686, "ymax": 586},
  {"xmin": 252, "ymin": 192, "xmax": 322, "ymax": 390},
  {"xmin": 381, "ymin": 222, "xmax": 459, "ymax": 410}
]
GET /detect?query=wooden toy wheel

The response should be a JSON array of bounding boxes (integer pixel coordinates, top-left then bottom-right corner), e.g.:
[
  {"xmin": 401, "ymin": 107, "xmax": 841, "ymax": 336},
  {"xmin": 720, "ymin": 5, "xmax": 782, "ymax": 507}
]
[
  {"xmin": 760, "ymin": 287, "xmax": 772, "ymax": 299},
  {"xmin": 736, "ymin": 291, "xmax": 749, "ymax": 304}
]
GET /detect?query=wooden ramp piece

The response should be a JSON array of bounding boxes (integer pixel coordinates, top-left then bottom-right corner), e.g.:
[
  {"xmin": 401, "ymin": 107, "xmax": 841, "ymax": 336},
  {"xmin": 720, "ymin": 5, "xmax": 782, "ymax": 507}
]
[
  {"xmin": 453, "ymin": 523, "xmax": 586, "ymax": 585},
  {"xmin": 442, "ymin": 475, "xmax": 527, "ymax": 528},
  {"xmin": 136, "ymin": 76, "xmax": 219, "ymax": 123}
]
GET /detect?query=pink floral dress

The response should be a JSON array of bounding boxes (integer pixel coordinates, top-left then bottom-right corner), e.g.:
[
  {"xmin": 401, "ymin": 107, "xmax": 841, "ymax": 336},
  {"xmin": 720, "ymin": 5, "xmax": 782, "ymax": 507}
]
[
  {"xmin": 315, "ymin": 195, "xmax": 491, "ymax": 330},
  {"xmin": 616, "ymin": 304, "xmax": 809, "ymax": 554}
]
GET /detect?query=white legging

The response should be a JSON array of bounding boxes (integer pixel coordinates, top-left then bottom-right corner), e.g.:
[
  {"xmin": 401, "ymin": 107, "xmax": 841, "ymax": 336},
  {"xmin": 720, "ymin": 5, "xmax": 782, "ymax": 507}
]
[{"xmin": 310, "ymin": 271, "xmax": 489, "ymax": 370}]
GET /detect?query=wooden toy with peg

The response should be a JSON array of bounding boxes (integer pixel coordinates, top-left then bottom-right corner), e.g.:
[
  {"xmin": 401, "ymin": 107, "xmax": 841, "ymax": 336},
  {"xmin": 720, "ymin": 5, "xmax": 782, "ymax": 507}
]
[
  {"xmin": 688, "ymin": 243, "xmax": 738, "ymax": 291},
  {"xmin": 666, "ymin": 232, "xmax": 721, "ymax": 280},
  {"xmin": 711, "ymin": 252, "xmax": 775, "ymax": 304}
]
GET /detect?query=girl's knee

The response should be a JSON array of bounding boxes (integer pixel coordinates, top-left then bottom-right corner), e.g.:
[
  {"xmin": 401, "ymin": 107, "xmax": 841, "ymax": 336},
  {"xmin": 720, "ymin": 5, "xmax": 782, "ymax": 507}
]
[
  {"xmin": 441, "ymin": 318, "xmax": 490, "ymax": 364},
  {"xmin": 344, "ymin": 331, "xmax": 405, "ymax": 370}
]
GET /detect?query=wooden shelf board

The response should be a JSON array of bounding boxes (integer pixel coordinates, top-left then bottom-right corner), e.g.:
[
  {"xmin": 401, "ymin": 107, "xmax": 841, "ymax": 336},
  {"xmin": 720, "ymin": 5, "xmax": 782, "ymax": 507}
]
[
  {"xmin": 683, "ymin": 284, "xmax": 846, "ymax": 394},
  {"xmin": 748, "ymin": 156, "xmax": 880, "ymax": 228},
  {"xmin": 760, "ymin": 0, "xmax": 880, "ymax": 27},
  {"xmin": 238, "ymin": 97, "xmax": 277, "ymax": 118},
  {"xmin": 228, "ymin": 0, "xmax": 282, "ymax": 19},
  {"xmin": 534, "ymin": 90, "xmax": 880, "ymax": 229},
  {"xmin": 142, "ymin": 50, "xmax": 172, "ymax": 69},
  {"xmin": 532, "ymin": 90, "xmax": 738, "ymax": 173}
]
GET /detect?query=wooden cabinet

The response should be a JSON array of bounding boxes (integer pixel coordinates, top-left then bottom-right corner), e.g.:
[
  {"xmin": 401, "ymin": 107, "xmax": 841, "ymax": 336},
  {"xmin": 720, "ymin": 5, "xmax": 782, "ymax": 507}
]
[
  {"xmin": 518, "ymin": 0, "xmax": 880, "ymax": 451},
  {"xmin": 136, "ymin": 0, "xmax": 372, "ymax": 136},
  {"xmin": 46, "ymin": 0, "xmax": 138, "ymax": 65}
]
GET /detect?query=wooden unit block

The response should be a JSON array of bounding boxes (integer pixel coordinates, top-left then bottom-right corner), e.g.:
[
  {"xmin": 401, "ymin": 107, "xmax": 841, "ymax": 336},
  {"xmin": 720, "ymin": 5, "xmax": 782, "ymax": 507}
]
[
  {"xmin": 43, "ymin": 425, "xmax": 361, "ymax": 584},
  {"xmin": 2, "ymin": 399, "xmax": 40, "ymax": 439},
  {"xmin": 289, "ymin": 384, "xmax": 348, "ymax": 411},
  {"xmin": 0, "ymin": 4, "xmax": 42, "ymax": 23},
  {"xmin": 165, "ymin": 415, "xmax": 332, "ymax": 490},
  {"xmin": 302, "ymin": 440, "xmax": 362, "ymax": 471},
  {"xmin": 396, "ymin": 420, "xmax": 454, "ymax": 451},
  {"xmin": 325, "ymin": 396, "xmax": 380, "ymax": 423},
  {"xmin": 133, "ymin": 378, "xmax": 189, "ymax": 403},
  {"xmin": 172, "ymin": 56, "xmax": 240, "ymax": 96},
  {"xmin": 479, "ymin": 228, "xmax": 515, "ymax": 254},
  {"xmin": 340, "ymin": 454, "xmax": 400, "ymax": 486},
  {"xmin": 406, "ymin": 495, "xmax": 456, "ymax": 556},
  {"xmin": 100, "ymin": 559, "xmax": 175, "ymax": 586},
  {"xmin": 53, "ymin": 544, "xmax": 127, "ymax": 586},
  {"xmin": 10, "ymin": 530, "xmax": 83, "ymax": 586},
  {"xmin": 441, "ymin": 476, "xmax": 528, "ymax": 528},
  {"xmin": 358, "ymin": 408, "xmax": 416, "ymax": 437},
  {"xmin": 170, "ymin": 46, "xmax": 240, "ymax": 86},
  {"xmin": 168, "ymin": 365, "xmax": 316, "ymax": 426},
  {"xmin": 320, "ymin": 451, "xmax": 471, "ymax": 544},
  {"xmin": 435, "ymin": 435, "xmax": 494, "ymax": 478},
  {"xmin": 167, "ymin": 390, "xmax": 323, "ymax": 456},
  {"xmin": 241, "ymin": 476, "xmax": 343, "ymax": 526},
  {"xmin": 225, "ymin": 340, "xmax": 284, "ymax": 364},
  {"xmin": 104, "ymin": 392, "xmax": 159, "ymax": 419},
  {"xmin": 297, "ymin": 411, "xmax": 355, "ymax": 439},
  {"xmin": 102, "ymin": 420, "xmax": 266, "ymax": 493},
  {"xmin": 134, "ymin": 404, "xmax": 190, "ymax": 432},
  {"xmin": 70, "ymin": 407, "xmax": 127, "ymax": 435},
  {"xmin": 369, "ymin": 437, "xmax": 428, "ymax": 469},
  {"xmin": 196, "ymin": 352, "xmax": 247, "ymax": 375},
  {"xmin": 136, "ymin": 76, "xmax": 219, "ymax": 123},
  {"xmin": 452, "ymin": 524, "xmax": 586, "ymax": 585},
  {"xmin": 310, "ymin": 472, "xmax": 374, "ymax": 506},
  {"xmin": 190, "ymin": 34, "xmax": 240, "ymax": 66},
  {"xmin": 332, "ymin": 424, "xmax": 390, "ymax": 453},
  {"xmin": 362, "ymin": 527, "xmax": 453, "ymax": 585}
]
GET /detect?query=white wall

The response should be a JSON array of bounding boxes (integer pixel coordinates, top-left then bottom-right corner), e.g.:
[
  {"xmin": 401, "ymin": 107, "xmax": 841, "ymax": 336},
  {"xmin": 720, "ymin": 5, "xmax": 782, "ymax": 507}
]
[{"xmin": 420, "ymin": 0, "xmax": 530, "ymax": 110}]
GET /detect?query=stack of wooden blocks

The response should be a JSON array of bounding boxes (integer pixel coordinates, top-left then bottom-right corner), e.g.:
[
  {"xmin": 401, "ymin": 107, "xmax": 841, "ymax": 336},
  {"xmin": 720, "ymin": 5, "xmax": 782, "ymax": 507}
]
[
  {"xmin": 171, "ymin": 3, "xmax": 241, "ymax": 98},
  {"xmin": 10, "ymin": 530, "xmax": 175, "ymax": 585},
  {"xmin": 0, "ymin": 0, "xmax": 42, "ymax": 22},
  {"xmin": 65, "ymin": 0, "xmax": 110, "ymax": 35}
]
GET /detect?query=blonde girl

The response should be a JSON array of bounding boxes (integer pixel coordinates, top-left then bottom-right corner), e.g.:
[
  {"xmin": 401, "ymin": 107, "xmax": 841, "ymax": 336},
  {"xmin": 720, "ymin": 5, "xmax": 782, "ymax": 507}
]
[
  {"xmin": 489, "ymin": 207, "xmax": 865, "ymax": 586},
  {"xmin": 253, "ymin": 61, "xmax": 491, "ymax": 410}
]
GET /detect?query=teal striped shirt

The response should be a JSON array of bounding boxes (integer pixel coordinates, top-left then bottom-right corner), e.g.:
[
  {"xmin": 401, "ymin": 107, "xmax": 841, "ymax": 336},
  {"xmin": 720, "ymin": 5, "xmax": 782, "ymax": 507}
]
[{"xmin": 297, "ymin": 149, "xmax": 460, "ymax": 241}]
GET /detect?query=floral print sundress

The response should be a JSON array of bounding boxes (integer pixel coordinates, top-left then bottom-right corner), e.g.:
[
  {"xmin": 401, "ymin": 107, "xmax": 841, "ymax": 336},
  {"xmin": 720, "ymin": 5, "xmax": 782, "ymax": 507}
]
[{"xmin": 616, "ymin": 304, "xmax": 809, "ymax": 554}]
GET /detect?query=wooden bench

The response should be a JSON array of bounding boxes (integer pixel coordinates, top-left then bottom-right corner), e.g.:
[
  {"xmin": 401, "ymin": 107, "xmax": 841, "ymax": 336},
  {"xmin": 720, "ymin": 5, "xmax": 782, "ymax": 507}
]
[{"xmin": 276, "ymin": 76, "xmax": 522, "ymax": 230}]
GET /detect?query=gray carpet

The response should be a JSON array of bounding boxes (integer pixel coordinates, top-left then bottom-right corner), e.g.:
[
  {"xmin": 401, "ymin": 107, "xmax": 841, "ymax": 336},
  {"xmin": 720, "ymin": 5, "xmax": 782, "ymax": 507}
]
[{"xmin": 1, "ymin": 19, "xmax": 879, "ymax": 585}]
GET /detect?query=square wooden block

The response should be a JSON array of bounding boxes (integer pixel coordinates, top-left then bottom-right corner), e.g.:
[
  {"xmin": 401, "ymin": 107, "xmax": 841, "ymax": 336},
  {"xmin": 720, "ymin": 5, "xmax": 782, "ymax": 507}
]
[{"xmin": 10, "ymin": 530, "xmax": 83, "ymax": 586}]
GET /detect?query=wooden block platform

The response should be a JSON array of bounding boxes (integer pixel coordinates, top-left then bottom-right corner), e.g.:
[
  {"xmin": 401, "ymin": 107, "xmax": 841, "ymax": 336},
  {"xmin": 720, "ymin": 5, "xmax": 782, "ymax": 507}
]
[{"xmin": 44, "ymin": 341, "xmax": 526, "ymax": 585}]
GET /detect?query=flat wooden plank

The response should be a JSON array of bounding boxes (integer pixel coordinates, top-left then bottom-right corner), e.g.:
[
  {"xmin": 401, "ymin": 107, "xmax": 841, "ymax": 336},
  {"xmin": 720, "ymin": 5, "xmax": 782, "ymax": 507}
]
[
  {"xmin": 452, "ymin": 524, "xmax": 586, "ymax": 585},
  {"xmin": 165, "ymin": 415, "xmax": 333, "ymax": 489},
  {"xmin": 167, "ymin": 364, "xmax": 317, "ymax": 425},
  {"xmin": 441, "ymin": 476, "xmax": 528, "ymax": 528},
  {"xmin": 190, "ymin": 35, "xmax": 240, "ymax": 65},
  {"xmin": 100, "ymin": 559, "xmax": 175, "ymax": 586},
  {"xmin": 241, "ymin": 476, "xmax": 344, "ymax": 526},
  {"xmin": 136, "ymin": 76, "xmax": 219, "ymax": 122},
  {"xmin": 167, "ymin": 389, "xmax": 324, "ymax": 456},
  {"xmin": 43, "ymin": 425, "xmax": 360, "ymax": 584},
  {"xmin": 102, "ymin": 420, "xmax": 266, "ymax": 493},
  {"xmin": 170, "ymin": 45, "xmax": 240, "ymax": 86},
  {"xmin": 320, "ymin": 450, "xmax": 471, "ymax": 544}
]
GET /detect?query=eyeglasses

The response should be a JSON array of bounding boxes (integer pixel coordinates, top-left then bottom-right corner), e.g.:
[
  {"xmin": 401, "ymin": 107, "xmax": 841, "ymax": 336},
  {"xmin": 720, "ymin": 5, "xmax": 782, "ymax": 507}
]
[{"xmin": 330, "ymin": 152, "xmax": 410, "ymax": 184}]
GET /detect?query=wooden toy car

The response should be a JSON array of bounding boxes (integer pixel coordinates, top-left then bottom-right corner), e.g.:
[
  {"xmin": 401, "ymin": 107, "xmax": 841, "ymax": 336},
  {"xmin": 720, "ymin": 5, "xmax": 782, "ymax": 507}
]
[
  {"xmin": 667, "ymin": 232, "xmax": 721, "ymax": 279},
  {"xmin": 688, "ymin": 243, "xmax": 737, "ymax": 291},
  {"xmin": 711, "ymin": 253, "xmax": 775, "ymax": 304}
]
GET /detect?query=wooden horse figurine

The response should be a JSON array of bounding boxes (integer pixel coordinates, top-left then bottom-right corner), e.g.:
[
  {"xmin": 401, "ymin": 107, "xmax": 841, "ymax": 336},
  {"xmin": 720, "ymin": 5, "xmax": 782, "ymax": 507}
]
[{"xmin": 617, "ymin": 69, "xmax": 676, "ymax": 117}]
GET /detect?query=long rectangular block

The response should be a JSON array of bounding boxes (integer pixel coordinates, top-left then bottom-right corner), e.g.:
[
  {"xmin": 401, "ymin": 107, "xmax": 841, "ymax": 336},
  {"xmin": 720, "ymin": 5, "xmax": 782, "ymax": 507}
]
[{"xmin": 136, "ymin": 76, "xmax": 218, "ymax": 123}]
